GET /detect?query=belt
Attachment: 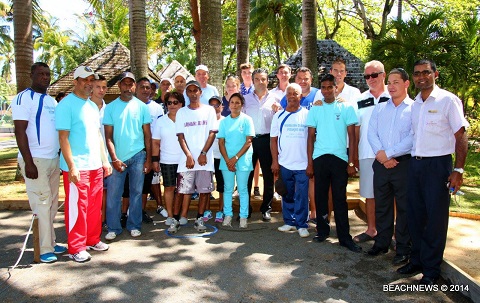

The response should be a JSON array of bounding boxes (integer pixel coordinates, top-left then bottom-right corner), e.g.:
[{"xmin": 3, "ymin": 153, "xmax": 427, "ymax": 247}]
[
  {"xmin": 254, "ymin": 134, "xmax": 269, "ymax": 138},
  {"xmin": 394, "ymin": 154, "xmax": 411, "ymax": 162}
]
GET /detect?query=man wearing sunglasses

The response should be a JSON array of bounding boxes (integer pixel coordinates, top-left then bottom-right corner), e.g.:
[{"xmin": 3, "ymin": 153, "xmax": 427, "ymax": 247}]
[
  {"xmin": 354, "ymin": 60, "xmax": 390, "ymax": 244},
  {"xmin": 397, "ymin": 59, "xmax": 469, "ymax": 285}
]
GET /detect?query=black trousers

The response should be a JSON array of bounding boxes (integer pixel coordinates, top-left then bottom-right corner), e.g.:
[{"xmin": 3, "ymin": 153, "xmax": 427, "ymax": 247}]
[
  {"xmin": 407, "ymin": 155, "xmax": 452, "ymax": 279},
  {"xmin": 373, "ymin": 158, "xmax": 411, "ymax": 254},
  {"xmin": 247, "ymin": 135, "xmax": 273, "ymax": 214},
  {"xmin": 313, "ymin": 154, "xmax": 352, "ymax": 243}
]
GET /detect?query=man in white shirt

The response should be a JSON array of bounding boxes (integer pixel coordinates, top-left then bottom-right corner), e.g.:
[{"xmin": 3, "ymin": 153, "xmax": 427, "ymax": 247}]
[
  {"xmin": 354, "ymin": 60, "xmax": 390, "ymax": 243},
  {"xmin": 185, "ymin": 65, "xmax": 219, "ymax": 105},
  {"xmin": 12, "ymin": 62, "xmax": 66, "ymax": 263},
  {"xmin": 397, "ymin": 59, "xmax": 469, "ymax": 285}
]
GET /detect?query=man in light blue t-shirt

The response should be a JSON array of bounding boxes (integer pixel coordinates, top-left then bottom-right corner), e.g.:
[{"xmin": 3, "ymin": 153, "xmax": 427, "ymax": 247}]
[
  {"xmin": 103, "ymin": 72, "xmax": 152, "ymax": 241},
  {"xmin": 306, "ymin": 74, "xmax": 360, "ymax": 253}
]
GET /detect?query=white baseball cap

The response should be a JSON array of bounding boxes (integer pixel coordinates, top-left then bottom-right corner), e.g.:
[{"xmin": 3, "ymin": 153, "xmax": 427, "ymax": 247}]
[
  {"xmin": 74, "ymin": 66, "xmax": 97, "ymax": 79},
  {"xmin": 195, "ymin": 65, "xmax": 209, "ymax": 73}
]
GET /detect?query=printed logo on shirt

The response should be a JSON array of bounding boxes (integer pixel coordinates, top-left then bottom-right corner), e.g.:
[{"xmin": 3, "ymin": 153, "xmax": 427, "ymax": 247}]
[{"xmin": 184, "ymin": 120, "xmax": 208, "ymax": 127}]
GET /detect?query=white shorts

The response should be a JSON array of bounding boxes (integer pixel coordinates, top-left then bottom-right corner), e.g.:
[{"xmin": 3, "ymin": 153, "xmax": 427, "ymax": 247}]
[
  {"xmin": 177, "ymin": 170, "xmax": 214, "ymax": 194},
  {"xmin": 359, "ymin": 158, "xmax": 375, "ymax": 199}
]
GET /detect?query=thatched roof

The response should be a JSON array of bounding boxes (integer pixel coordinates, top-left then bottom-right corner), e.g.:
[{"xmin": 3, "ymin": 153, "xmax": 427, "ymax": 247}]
[
  {"xmin": 47, "ymin": 42, "xmax": 161, "ymax": 98},
  {"xmin": 156, "ymin": 60, "xmax": 195, "ymax": 82}
]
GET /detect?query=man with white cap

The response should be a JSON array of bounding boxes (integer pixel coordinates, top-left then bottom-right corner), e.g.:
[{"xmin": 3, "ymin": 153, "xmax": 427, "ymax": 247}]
[
  {"xmin": 55, "ymin": 65, "xmax": 112, "ymax": 263},
  {"xmin": 184, "ymin": 64, "xmax": 219, "ymax": 106},
  {"xmin": 103, "ymin": 71, "xmax": 152, "ymax": 241}
]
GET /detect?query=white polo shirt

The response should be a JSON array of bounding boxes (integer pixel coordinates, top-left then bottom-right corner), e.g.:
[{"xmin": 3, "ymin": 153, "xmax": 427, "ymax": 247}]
[
  {"xmin": 411, "ymin": 85, "xmax": 469, "ymax": 157},
  {"xmin": 11, "ymin": 88, "xmax": 59, "ymax": 159}
]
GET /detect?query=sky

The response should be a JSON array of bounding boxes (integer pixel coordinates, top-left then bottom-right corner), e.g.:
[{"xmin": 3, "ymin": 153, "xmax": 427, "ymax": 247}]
[{"xmin": 38, "ymin": 0, "xmax": 90, "ymax": 34}]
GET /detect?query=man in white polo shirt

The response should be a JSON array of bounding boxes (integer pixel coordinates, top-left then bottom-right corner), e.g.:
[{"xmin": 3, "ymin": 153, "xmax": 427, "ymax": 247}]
[{"xmin": 12, "ymin": 62, "xmax": 66, "ymax": 263}]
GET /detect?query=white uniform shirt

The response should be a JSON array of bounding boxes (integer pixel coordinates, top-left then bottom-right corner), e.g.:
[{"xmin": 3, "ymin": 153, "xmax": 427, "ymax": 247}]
[
  {"xmin": 146, "ymin": 100, "xmax": 164, "ymax": 131},
  {"xmin": 11, "ymin": 88, "xmax": 59, "ymax": 159},
  {"xmin": 411, "ymin": 85, "xmax": 469, "ymax": 157},
  {"xmin": 152, "ymin": 114, "xmax": 182, "ymax": 164}
]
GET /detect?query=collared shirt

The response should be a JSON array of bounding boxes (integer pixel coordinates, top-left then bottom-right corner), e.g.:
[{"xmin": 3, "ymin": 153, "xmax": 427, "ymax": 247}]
[
  {"xmin": 411, "ymin": 85, "xmax": 469, "ymax": 157},
  {"xmin": 269, "ymin": 86, "xmax": 286, "ymax": 101},
  {"xmin": 368, "ymin": 97, "xmax": 413, "ymax": 159},
  {"xmin": 280, "ymin": 87, "xmax": 319, "ymax": 110},
  {"xmin": 314, "ymin": 83, "xmax": 361, "ymax": 109},
  {"xmin": 240, "ymin": 82, "xmax": 253, "ymax": 96},
  {"xmin": 243, "ymin": 91, "xmax": 277, "ymax": 135},
  {"xmin": 356, "ymin": 89, "xmax": 391, "ymax": 159}
]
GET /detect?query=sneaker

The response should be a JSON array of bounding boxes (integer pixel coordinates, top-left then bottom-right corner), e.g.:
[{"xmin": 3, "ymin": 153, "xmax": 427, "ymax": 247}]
[
  {"xmin": 105, "ymin": 232, "xmax": 117, "ymax": 240},
  {"xmin": 142, "ymin": 211, "xmax": 153, "ymax": 223},
  {"xmin": 203, "ymin": 210, "xmax": 213, "ymax": 222},
  {"xmin": 120, "ymin": 213, "xmax": 128, "ymax": 228},
  {"xmin": 262, "ymin": 209, "xmax": 272, "ymax": 221},
  {"xmin": 179, "ymin": 216, "xmax": 188, "ymax": 225},
  {"xmin": 53, "ymin": 244, "xmax": 67, "ymax": 254},
  {"xmin": 215, "ymin": 211, "xmax": 224, "ymax": 223},
  {"xmin": 239, "ymin": 218, "xmax": 248, "ymax": 229},
  {"xmin": 130, "ymin": 229, "xmax": 141, "ymax": 237},
  {"xmin": 194, "ymin": 218, "xmax": 207, "ymax": 233},
  {"xmin": 278, "ymin": 224, "xmax": 296, "ymax": 232},
  {"xmin": 168, "ymin": 218, "xmax": 180, "ymax": 233},
  {"xmin": 87, "ymin": 241, "xmax": 109, "ymax": 251},
  {"xmin": 254, "ymin": 187, "xmax": 261, "ymax": 197},
  {"xmin": 156, "ymin": 206, "xmax": 168, "ymax": 217},
  {"xmin": 222, "ymin": 216, "xmax": 233, "ymax": 227},
  {"xmin": 165, "ymin": 217, "xmax": 174, "ymax": 226},
  {"xmin": 274, "ymin": 192, "xmax": 282, "ymax": 201},
  {"xmin": 40, "ymin": 252, "xmax": 57, "ymax": 263},
  {"xmin": 298, "ymin": 228, "xmax": 310, "ymax": 238},
  {"xmin": 191, "ymin": 192, "xmax": 199, "ymax": 200},
  {"xmin": 69, "ymin": 250, "xmax": 91, "ymax": 263}
]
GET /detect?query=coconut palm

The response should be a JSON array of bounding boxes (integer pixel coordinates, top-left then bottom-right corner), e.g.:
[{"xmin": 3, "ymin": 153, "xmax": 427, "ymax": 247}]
[
  {"xmin": 199, "ymin": 0, "xmax": 222, "ymax": 90},
  {"xmin": 129, "ymin": 0, "xmax": 148, "ymax": 79},
  {"xmin": 236, "ymin": 0, "xmax": 250, "ymax": 70},
  {"xmin": 302, "ymin": 0, "xmax": 318, "ymax": 86}
]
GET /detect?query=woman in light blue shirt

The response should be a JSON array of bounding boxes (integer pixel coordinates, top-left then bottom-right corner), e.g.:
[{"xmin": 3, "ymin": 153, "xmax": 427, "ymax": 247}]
[{"xmin": 217, "ymin": 93, "xmax": 255, "ymax": 228}]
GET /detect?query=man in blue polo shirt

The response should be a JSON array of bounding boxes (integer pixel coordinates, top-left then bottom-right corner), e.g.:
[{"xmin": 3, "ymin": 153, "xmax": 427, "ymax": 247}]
[{"xmin": 279, "ymin": 67, "xmax": 318, "ymax": 110}]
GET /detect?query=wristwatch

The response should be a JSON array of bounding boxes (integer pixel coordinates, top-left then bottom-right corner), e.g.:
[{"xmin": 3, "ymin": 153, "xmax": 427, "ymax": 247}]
[
  {"xmin": 200, "ymin": 151, "xmax": 207, "ymax": 156},
  {"xmin": 453, "ymin": 168, "xmax": 464, "ymax": 174},
  {"xmin": 348, "ymin": 162, "xmax": 355, "ymax": 167}
]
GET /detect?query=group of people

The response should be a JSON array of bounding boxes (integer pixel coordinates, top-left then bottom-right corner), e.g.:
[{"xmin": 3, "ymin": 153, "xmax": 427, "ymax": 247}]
[{"xmin": 12, "ymin": 57, "xmax": 468, "ymax": 287}]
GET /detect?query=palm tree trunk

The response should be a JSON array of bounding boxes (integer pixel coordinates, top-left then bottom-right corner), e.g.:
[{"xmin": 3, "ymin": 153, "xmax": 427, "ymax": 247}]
[
  {"xmin": 200, "ymin": 0, "xmax": 222, "ymax": 91},
  {"xmin": 302, "ymin": 0, "xmax": 318, "ymax": 86},
  {"xmin": 236, "ymin": 0, "xmax": 250, "ymax": 72},
  {"xmin": 190, "ymin": 0, "xmax": 201, "ymax": 65},
  {"xmin": 13, "ymin": 0, "xmax": 33, "ymax": 93},
  {"xmin": 129, "ymin": 0, "xmax": 148, "ymax": 79}
]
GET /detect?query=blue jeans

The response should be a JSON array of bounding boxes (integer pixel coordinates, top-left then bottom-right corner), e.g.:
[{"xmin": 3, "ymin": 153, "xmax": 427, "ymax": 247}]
[
  {"xmin": 222, "ymin": 170, "xmax": 250, "ymax": 218},
  {"xmin": 106, "ymin": 150, "xmax": 146, "ymax": 234},
  {"xmin": 280, "ymin": 166, "xmax": 309, "ymax": 229}
]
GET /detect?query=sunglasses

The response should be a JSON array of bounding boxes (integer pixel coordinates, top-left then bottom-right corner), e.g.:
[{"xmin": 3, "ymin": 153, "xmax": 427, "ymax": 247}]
[
  {"xmin": 413, "ymin": 70, "xmax": 433, "ymax": 77},
  {"xmin": 363, "ymin": 72, "xmax": 384, "ymax": 80},
  {"xmin": 210, "ymin": 103, "xmax": 221, "ymax": 108},
  {"xmin": 167, "ymin": 100, "xmax": 180, "ymax": 105}
]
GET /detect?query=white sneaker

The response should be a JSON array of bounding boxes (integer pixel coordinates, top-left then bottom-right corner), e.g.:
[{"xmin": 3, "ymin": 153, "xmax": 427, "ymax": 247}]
[
  {"xmin": 239, "ymin": 218, "xmax": 248, "ymax": 229},
  {"xmin": 69, "ymin": 250, "xmax": 91, "ymax": 263},
  {"xmin": 274, "ymin": 192, "xmax": 282, "ymax": 200},
  {"xmin": 278, "ymin": 224, "xmax": 296, "ymax": 232},
  {"xmin": 105, "ymin": 232, "xmax": 117, "ymax": 240},
  {"xmin": 168, "ymin": 218, "xmax": 180, "ymax": 233},
  {"xmin": 165, "ymin": 217, "xmax": 174, "ymax": 226},
  {"xmin": 130, "ymin": 229, "xmax": 142, "ymax": 237},
  {"xmin": 194, "ymin": 218, "xmax": 206, "ymax": 233},
  {"xmin": 298, "ymin": 228, "xmax": 310, "ymax": 238},
  {"xmin": 179, "ymin": 216, "xmax": 188, "ymax": 225},
  {"xmin": 222, "ymin": 216, "xmax": 233, "ymax": 227},
  {"xmin": 156, "ymin": 206, "xmax": 168, "ymax": 217},
  {"xmin": 87, "ymin": 241, "xmax": 109, "ymax": 251}
]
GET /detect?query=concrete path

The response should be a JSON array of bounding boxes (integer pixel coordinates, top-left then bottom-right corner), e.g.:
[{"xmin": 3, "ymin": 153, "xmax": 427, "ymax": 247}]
[{"xmin": 0, "ymin": 210, "xmax": 474, "ymax": 303}]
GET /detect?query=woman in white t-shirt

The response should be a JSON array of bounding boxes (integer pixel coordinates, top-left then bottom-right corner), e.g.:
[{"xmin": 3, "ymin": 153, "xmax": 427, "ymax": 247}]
[
  {"xmin": 152, "ymin": 92, "xmax": 185, "ymax": 226},
  {"xmin": 218, "ymin": 93, "xmax": 255, "ymax": 229}
]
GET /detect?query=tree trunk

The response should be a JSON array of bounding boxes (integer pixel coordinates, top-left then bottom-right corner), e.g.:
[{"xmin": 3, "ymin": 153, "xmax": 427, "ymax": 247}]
[
  {"xmin": 129, "ymin": 0, "xmax": 148, "ymax": 79},
  {"xmin": 199, "ymin": 0, "xmax": 222, "ymax": 92},
  {"xmin": 190, "ymin": 0, "xmax": 201, "ymax": 65},
  {"xmin": 13, "ymin": 0, "xmax": 33, "ymax": 93},
  {"xmin": 236, "ymin": 0, "xmax": 250, "ymax": 73},
  {"xmin": 302, "ymin": 0, "xmax": 318, "ymax": 87}
]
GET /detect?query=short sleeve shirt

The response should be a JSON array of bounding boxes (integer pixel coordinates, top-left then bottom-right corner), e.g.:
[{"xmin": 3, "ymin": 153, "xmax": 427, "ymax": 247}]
[{"xmin": 152, "ymin": 114, "xmax": 182, "ymax": 164}]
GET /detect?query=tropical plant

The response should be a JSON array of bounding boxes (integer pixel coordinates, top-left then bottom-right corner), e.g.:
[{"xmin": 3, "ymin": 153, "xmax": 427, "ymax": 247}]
[
  {"xmin": 12, "ymin": 0, "xmax": 33, "ymax": 93},
  {"xmin": 302, "ymin": 0, "xmax": 318, "ymax": 86},
  {"xmin": 236, "ymin": 0, "xmax": 250, "ymax": 71}
]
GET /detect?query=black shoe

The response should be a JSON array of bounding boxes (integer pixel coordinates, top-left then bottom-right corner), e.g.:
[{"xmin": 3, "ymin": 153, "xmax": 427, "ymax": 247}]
[
  {"xmin": 397, "ymin": 262, "xmax": 422, "ymax": 275},
  {"xmin": 419, "ymin": 275, "xmax": 438, "ymax": 285},
  {"xmin": 312, "ymin": 234, "xmax": 328, "ymax": 243},
  {"xmin": 393, "ymin": 254, "xmax": 410, "ymax": 265},
  {"xmin": 340, "ymin": 240, "xmax": 362, "ymax": 253},
  {"xmin": 120, "ymin": 213, "xmax": 128, "ymax": 228},
  {"xmin": 367, "ymin": 245, "xmax": 388, "ymax": 256},
  {"xmin": 142, "ymin": 211, "xmax": 153, "ymax": 223},
  {"xmin": 262, "ymin": 210, "xmax": 271, "ymax": 221}
]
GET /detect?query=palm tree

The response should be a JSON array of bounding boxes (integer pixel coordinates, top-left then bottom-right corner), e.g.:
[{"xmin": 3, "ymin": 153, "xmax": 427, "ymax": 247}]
[
  {"xmin": 302, "ymin": 0, "xmax": 318, "ymax": 86},
  {"xmin": 199, "ymin": 0, "xmax": 222, "ymax": 91},
  {"xmin": 13, "ymin": 0, "xmax": 33, "ymax": 92},
  {"xmin": 129, "ymin": 0, "xmax": 148, "ymax": 79},
  {"xmin": 250, "ymin": 0, "xmax": 301, "ymax": 65},
  {"xmin": 236, "ymin": 0, "xmax": 250, "ymax": 70}
]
